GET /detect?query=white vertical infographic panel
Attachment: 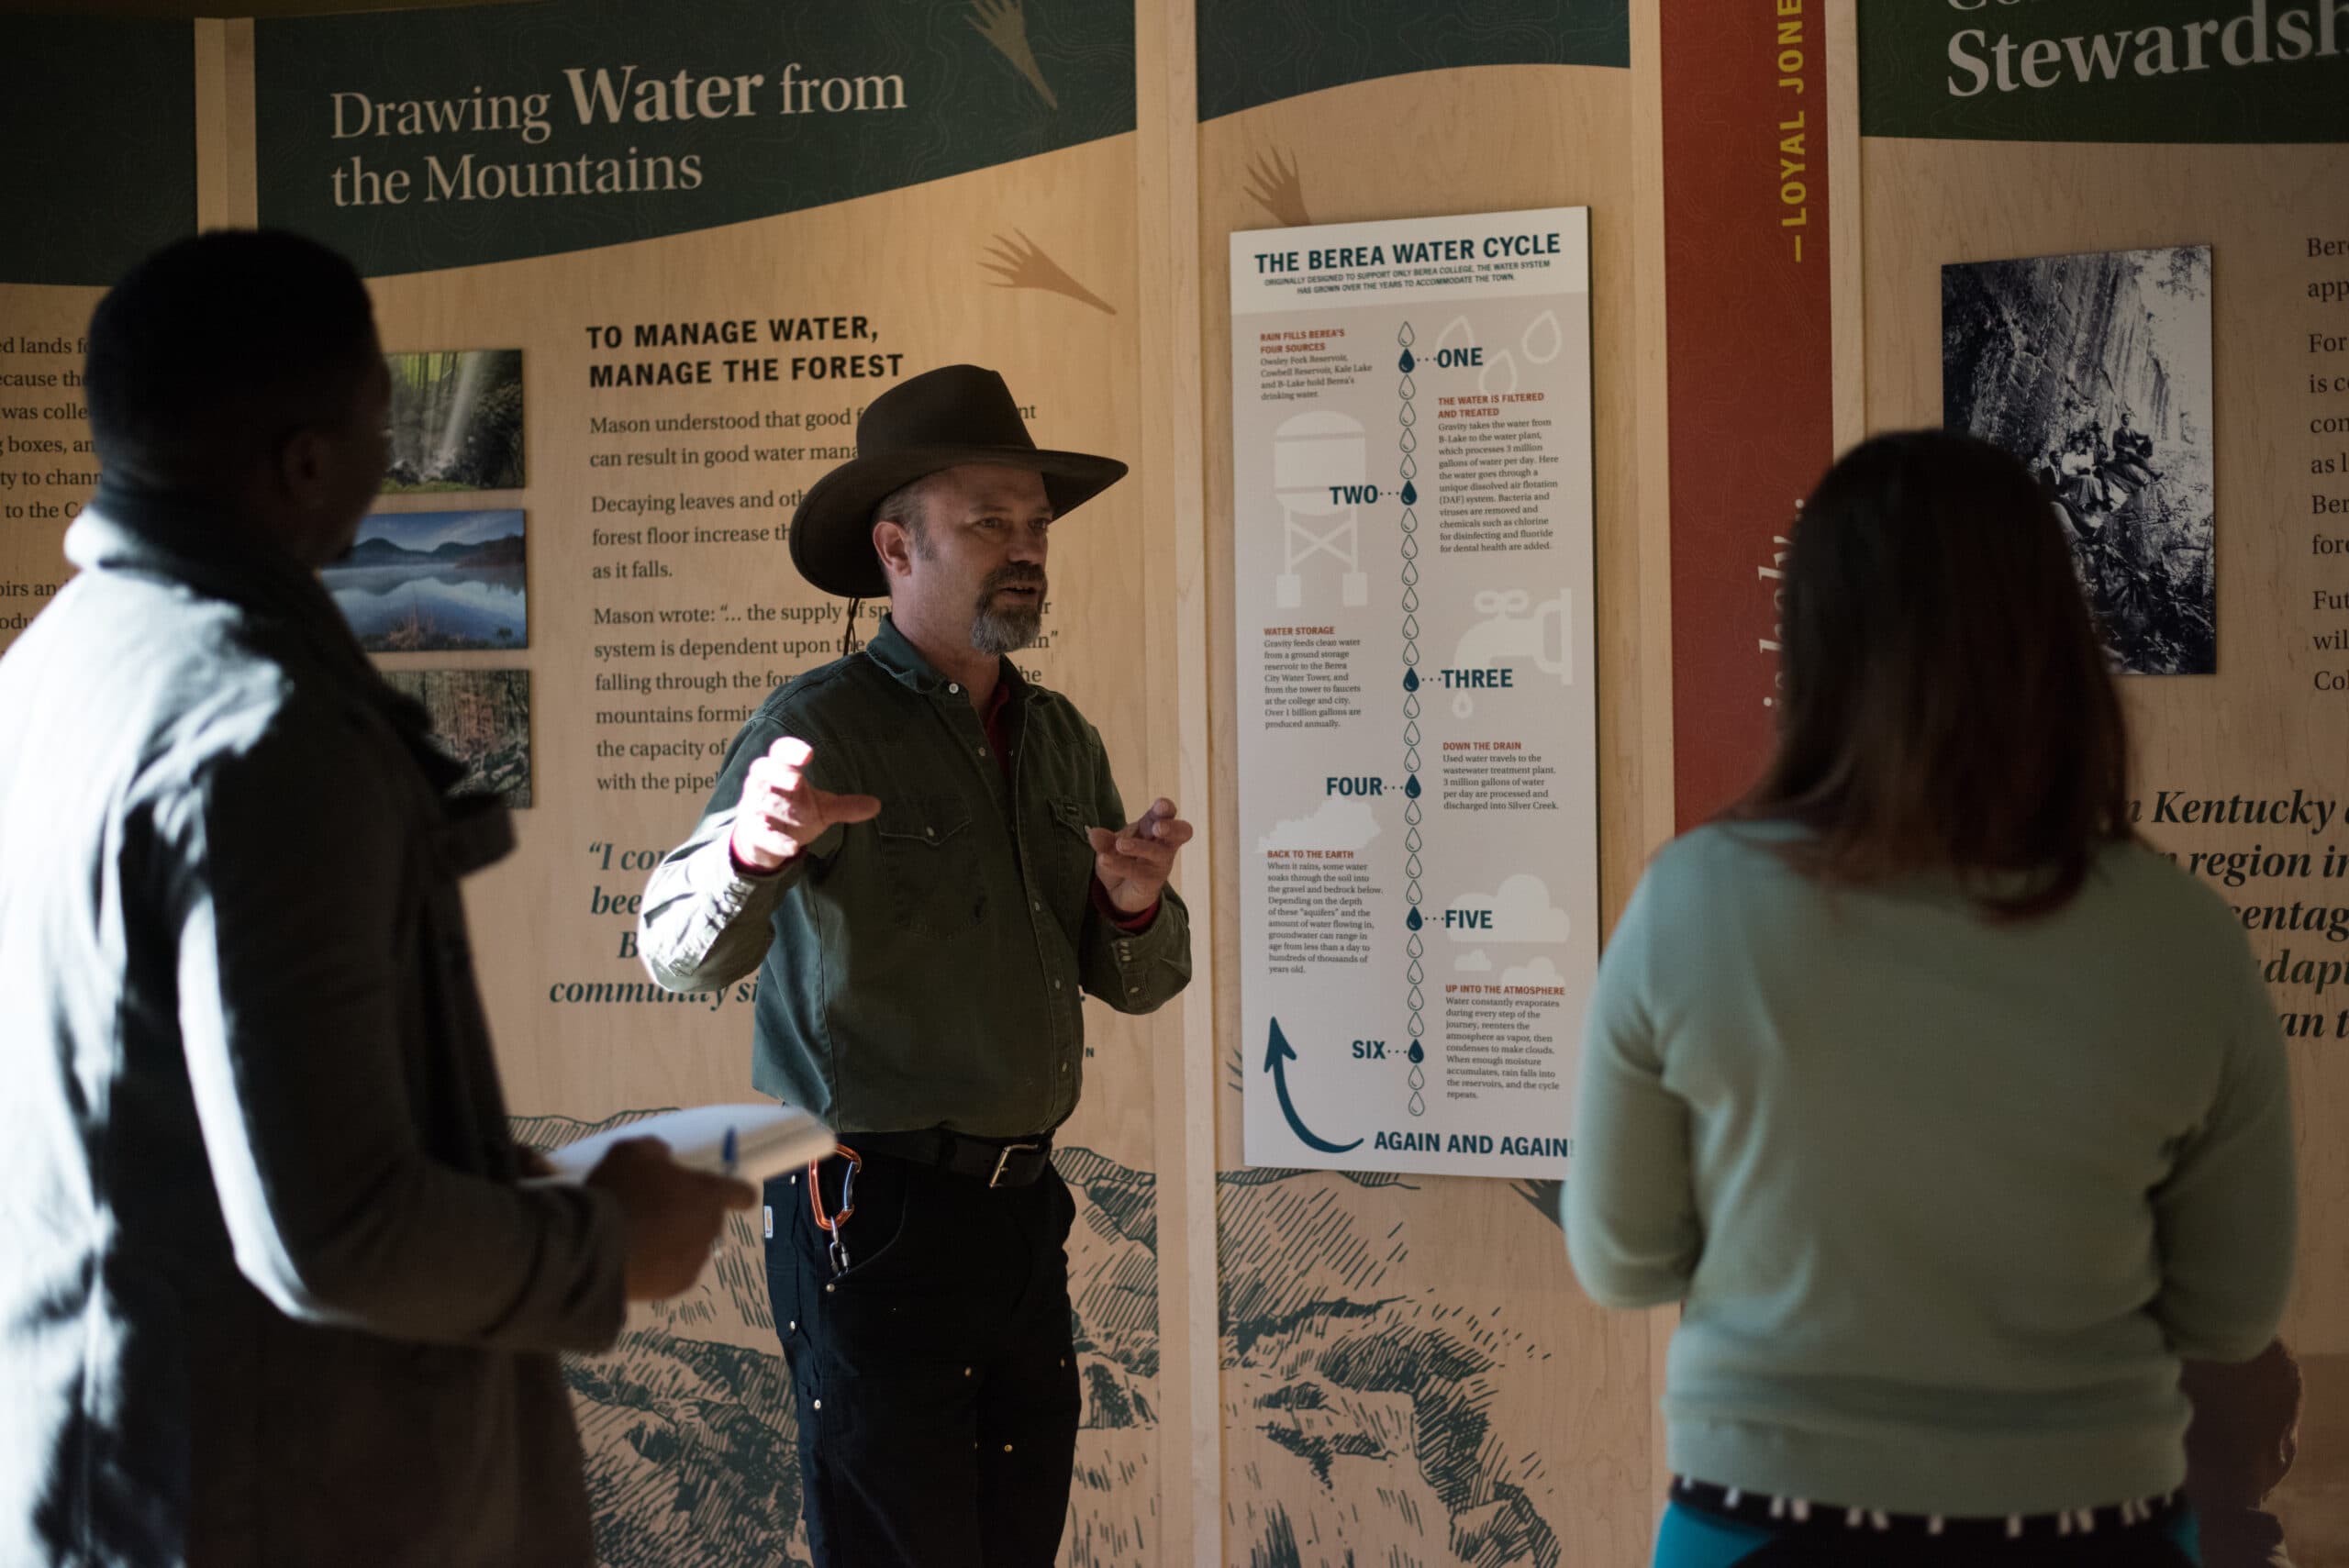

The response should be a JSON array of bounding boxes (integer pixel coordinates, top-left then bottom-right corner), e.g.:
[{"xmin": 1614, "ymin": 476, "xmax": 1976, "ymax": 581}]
[{"xmin": 1232, "ymin": 207, "xmax": 1598, "ymax": 1177}]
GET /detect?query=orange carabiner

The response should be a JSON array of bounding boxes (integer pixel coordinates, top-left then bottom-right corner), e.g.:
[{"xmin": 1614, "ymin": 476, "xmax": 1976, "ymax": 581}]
[{"xmin": 807, "ymin": 1143, "xmax": 863, "ymax": 1274}]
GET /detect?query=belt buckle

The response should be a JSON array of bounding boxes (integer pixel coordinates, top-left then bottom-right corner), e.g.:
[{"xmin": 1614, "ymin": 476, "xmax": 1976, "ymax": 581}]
[{"xmin": 988, "ymin": 1141, "xmax": 1039, "ymax": 1188}]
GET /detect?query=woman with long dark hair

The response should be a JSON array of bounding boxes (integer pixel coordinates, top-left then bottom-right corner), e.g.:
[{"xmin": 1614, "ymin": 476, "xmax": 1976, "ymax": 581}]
[{"xmin": 1566, "ymin": 430, "xmax": 2296, "ymax": 1565}]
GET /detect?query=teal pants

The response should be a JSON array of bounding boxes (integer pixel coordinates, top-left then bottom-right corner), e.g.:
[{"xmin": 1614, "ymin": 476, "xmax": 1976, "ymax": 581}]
[{"xmin": 1654, "ymin": 1494, "xmax": 2200, "ymax": 1567}]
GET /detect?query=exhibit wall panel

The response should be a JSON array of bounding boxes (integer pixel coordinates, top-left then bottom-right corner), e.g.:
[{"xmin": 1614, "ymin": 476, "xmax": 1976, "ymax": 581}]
[
  {"xmin": 238, "ymin": 5, "xmax": 1177, "ymax": 1562},
  {"xmin": 0, "ymin": 17, "xmax": 197, "ymax": 657},
  {"xmin": 1197, "ymin": 2, "xmax": 1664, "ymax": 1560},
  {"xmin": 1129, "ymin": 0, "xmax": 1225, "ymax": 1559},
  {"xmin": 1853, "ymin": 8, "xmax": 2349, "ymax": 1561},
  {"xmin": 15, "ymin": 1, "xmax": 1740, "ymax": 1562}
]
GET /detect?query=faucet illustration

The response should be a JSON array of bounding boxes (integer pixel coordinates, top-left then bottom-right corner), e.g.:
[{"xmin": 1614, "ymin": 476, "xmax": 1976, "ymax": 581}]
[{"xmin": 1449, "ymin": 588, "xmax": 1570, "ymax": 717}]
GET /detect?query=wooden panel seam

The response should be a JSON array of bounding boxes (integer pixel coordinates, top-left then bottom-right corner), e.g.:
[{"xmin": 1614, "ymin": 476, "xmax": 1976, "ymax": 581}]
[
  {"xmin": 1631, "ymin": 0, "xmax": 1678, "ymax": 1536},
  {"xmin": 193, "ymin": 18, "xmax": 228, "ymax": 228},
  {"xmin": 1134, "ymin": 0, "xmax": 1224, "ymax": 1562},
  {"xmin": 1826, "ymin": 0, "xmax": 1865, "ymax": 450},
  {"xmin": 222, "ymin": 18, "xmax": 258, "ymax": 228}
]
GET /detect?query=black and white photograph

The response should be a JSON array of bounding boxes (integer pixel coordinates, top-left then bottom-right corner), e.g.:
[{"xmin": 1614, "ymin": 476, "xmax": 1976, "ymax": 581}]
[
  {"xmin": 326, "ymin": 508, "xmax": 526, "ymax": 651},
  {"xmin": 382, "ymin": 668, "xmax": 532, "ymax": 807},
  {"xmin": 383, "ymin": 348, "xmax": 525, "ymax": 493},
  {"xmin": 1943, "ymin": 244, "xmax": 2216, "ymax": 676}
]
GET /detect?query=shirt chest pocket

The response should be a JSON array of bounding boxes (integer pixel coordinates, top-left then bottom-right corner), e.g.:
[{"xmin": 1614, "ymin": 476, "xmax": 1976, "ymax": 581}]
[
  {"xmin": 1042, "ymin": 797, "xmax": 1103, "ymax": 914},
  {"xmin": 873, "ymin": 799, "xmax": 987, "ymax": 936}
]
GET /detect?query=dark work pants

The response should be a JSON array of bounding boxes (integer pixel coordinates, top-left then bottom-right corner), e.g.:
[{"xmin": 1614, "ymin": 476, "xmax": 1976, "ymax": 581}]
[{"xmin": 763, "ymin": 1152, "xmax": 1083, "ymax": 1568}]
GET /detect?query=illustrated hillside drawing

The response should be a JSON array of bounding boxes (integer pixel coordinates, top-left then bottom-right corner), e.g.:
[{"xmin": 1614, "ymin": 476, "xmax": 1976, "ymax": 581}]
[{"xmin": 517, "ymin": 1109, "xmax": 1574, "ymax": 1567}]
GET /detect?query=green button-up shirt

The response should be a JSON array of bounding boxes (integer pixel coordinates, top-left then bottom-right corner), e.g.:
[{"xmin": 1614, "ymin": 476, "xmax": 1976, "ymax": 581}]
[{"xmin": 638, "ymin": 615, "xmax": 1191, "ymax": 1138}]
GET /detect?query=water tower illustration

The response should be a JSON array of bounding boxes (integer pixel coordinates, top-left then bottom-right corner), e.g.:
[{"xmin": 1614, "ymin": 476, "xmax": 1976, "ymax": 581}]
[{"xmin": 1272, "ymin": 410, "xmax": 1370, "ymax": 609}]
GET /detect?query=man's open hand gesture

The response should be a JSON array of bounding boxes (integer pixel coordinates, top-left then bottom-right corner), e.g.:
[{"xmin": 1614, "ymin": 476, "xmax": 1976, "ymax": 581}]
[
  {"xmin": 729, "ymin": 737, "xmax": 882, "ymax": 873},
  {"xmin": 1087, "ymin": 798, "xmax": 1193, "ymax": 915}
]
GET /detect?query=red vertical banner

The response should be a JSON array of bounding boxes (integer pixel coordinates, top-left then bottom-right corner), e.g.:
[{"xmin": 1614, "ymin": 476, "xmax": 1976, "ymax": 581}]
[{"xmin": 1663, "ymin": 0, "xmax": 1836, "ymax": 828}]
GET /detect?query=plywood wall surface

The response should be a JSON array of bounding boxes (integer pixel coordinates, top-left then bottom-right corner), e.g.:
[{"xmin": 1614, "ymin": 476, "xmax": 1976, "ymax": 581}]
[
  {"xmin": 1199, "ymin": 61, "xmax": 1661, "ymax": 1568},
  {"xmin": 1863, "ymin": 129, "xmax": 2349, "ymax": 1566}
]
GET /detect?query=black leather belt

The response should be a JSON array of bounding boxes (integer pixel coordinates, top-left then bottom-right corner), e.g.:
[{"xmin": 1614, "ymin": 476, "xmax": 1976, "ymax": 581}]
[{"xmin": 845, "ymin": 1128, "xmax": 1054, "ymax": 1188}]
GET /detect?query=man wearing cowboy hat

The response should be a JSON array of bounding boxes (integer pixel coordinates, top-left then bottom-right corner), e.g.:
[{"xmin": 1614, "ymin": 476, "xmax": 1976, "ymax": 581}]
[{"xmin": 637, "ymin": 364, "xmax": 1193, "ymax": 1567}]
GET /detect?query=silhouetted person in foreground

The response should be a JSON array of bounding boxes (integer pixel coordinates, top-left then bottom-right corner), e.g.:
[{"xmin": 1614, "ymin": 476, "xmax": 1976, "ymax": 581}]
[{"xmin": 0, "ymin": 230, "xmax": 751, "ymax": 1567}]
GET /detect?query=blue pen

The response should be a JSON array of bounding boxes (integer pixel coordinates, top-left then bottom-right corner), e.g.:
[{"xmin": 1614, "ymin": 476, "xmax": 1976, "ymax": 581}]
[{"xmin": 721, "ymin": 1126, "xmax": 739, "ymax": 1177}]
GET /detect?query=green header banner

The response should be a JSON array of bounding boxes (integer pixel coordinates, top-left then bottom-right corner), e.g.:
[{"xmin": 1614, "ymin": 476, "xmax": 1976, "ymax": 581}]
[
  {"xmin": 1861, "ymin": 0, "xmax": 2349, "ymax": 142},
  {"xmin": 0, "ymin": 19, "xmax": 195, "ymax": 288},
  {"xmin": 255, "ymin": 0, "xmax": 1135, "ymax": 276},
  {"xmin": 1196, "ymin": 0, "xmax": 1629, "ymax": 122}
]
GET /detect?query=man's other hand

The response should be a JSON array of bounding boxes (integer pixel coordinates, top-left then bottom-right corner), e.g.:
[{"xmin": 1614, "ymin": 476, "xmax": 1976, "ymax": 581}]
[
  {"xmin": 586, "ymin": 1138, "xmax": 759, "ymax": 1301},
  {"xmin": 1086, "ymin": 797, "xmax": 1194, "ymax": 915}
]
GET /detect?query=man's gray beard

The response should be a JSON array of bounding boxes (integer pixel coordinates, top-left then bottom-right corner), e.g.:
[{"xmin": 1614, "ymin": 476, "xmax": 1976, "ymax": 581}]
[{"xmin": 970, "ymin": 604, "xmax": 1043, "ymax": 655}]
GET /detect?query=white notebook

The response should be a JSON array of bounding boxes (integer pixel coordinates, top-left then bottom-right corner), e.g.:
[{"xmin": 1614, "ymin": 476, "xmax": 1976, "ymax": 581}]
[{"xmin": 538, "ymin": 1103, "xmax": 836, "ymax": 1186}]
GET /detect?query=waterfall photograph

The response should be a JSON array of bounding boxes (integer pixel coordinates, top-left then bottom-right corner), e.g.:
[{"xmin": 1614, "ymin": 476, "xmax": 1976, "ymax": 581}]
[
  {"xmin": 327, "ymin": 508, "xmax": 527, "ymax": 651},
  {"xmin": 382, "ymin": 348, "xmax": 526, "ymax": 493}
]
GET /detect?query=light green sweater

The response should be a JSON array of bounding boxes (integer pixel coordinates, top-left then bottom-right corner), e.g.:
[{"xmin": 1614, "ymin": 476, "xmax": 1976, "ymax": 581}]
[{"xmin": 1565, "ymin": 824, "xmax": 2296, "ymax": 1518}]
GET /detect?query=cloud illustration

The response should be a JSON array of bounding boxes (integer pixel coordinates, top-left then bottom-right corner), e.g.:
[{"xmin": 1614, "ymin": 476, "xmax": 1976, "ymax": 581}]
[
  {"xmin": 1443, "ymin": 873, "xmax": 1569, "ymax": 944},
  {"xmin": 1258, "ymin": 798, "xmax": 1381, "ymax": 854}
]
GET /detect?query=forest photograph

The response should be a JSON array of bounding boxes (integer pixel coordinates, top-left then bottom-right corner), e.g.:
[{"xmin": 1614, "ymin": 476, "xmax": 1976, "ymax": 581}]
[
  {"xmin": 383, "ymin": 669, "xmax": 532, "ymax": 806},
  {"xmin": 1943, "ymin": 246, "xmax": 2216, "ymax": 675}
]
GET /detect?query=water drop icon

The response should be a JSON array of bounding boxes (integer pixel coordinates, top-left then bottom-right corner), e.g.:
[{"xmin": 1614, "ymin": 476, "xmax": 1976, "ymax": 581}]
[
  {"xmin": 1521, "ymin": 308, "xmax": 1563, "ymax": 365},
  {"xmin": 1399, "ymin": 481, "xmax": 1418, "ymax": 506},
  {"xmin": 1403, "ymin": 775, "xmax": 1421, "ymax": 799},
  {"xmin": 1402, "ymin": 668, "xmax": 1419, "ymax": 692},
  {"xmin": 1406, "ymin": 906, "xmax": 1423, "ymax": 931},
  {"xmin": 1397, "ymin": 349, "xmax": 1415, "ymax": 373},
  {"xmin": 1408, "ymin": 1041, "xmax": 1425, "ymax": 1064}
]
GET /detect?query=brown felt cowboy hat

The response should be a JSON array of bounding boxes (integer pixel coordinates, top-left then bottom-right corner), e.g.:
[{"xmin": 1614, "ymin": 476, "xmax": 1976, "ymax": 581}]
[{"xmin": 787, "ymin": 364, "xmax": 1128, "ymax": 599}]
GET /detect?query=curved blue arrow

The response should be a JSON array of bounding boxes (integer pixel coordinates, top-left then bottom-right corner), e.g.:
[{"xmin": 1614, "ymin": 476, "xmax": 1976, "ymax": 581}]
[{"xmin": 1264, "ymin": 1017, "xmax": 1363, "ymax": 1154}]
